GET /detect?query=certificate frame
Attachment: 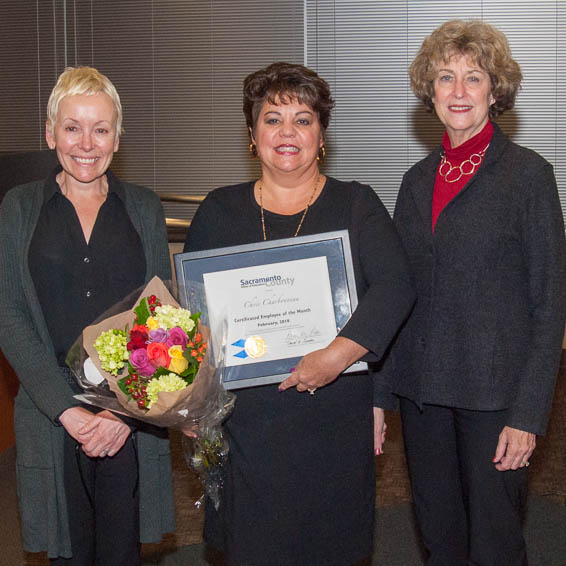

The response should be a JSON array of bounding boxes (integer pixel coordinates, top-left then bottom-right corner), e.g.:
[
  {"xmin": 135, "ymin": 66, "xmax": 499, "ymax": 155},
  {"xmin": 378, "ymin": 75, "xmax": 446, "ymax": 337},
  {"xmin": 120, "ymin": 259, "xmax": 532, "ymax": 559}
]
[{"xmin": 174, "ymin": 230, "xmax": 367, "ymax": 389}]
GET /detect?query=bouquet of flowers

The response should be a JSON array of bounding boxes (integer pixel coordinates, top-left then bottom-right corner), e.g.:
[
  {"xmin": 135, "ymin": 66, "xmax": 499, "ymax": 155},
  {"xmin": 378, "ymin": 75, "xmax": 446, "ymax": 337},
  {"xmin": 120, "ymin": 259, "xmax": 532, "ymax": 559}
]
[
  {"xmin": 93, "ymin": 289, "xmax": 206, "ymax": 411},
  {"xmin": 67, "ymin": 276, "xmax": 234, "ymax": 508}
]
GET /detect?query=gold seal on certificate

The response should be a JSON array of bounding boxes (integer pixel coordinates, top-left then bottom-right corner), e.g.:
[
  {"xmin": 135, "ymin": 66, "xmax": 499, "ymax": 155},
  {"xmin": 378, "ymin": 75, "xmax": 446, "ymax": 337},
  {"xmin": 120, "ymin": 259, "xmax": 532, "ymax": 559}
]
[{"xmin": 244, "ymin": 335, "xmax": 267, "ymax": 359}]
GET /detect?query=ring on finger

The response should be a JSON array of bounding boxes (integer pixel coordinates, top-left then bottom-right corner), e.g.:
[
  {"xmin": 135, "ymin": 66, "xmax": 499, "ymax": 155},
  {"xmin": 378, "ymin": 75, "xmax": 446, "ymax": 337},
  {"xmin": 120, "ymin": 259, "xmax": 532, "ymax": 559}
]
[
  {"xmin": 522, "ymin": 461, "xmax": 530, "ymax": 467},
  {"xmin": 101, "ymin": 449, "xmax": 108, "ymax": 457}
]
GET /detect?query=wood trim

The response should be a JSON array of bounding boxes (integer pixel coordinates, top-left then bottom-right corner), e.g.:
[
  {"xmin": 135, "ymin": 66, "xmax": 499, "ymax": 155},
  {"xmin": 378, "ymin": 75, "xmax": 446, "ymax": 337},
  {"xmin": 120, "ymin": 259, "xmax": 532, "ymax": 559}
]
[{"xmin": 0, "ymin": 350, "xmax": 18, "ymax": 453}]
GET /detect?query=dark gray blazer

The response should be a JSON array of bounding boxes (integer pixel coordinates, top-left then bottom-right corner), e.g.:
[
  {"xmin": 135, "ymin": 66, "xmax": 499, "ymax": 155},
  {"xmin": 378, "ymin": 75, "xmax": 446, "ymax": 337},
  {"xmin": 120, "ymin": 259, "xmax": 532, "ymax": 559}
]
[{"xmin": 391, "ymin": 122, "xmax": 566, "ymax": 435}]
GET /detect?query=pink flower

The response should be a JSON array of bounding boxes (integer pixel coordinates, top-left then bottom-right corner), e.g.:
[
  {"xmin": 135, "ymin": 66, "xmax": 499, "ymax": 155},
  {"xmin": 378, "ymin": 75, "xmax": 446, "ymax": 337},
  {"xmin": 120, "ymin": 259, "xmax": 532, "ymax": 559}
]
[
  {"xmin": 165, "ymin": 327, "xmax": 188, "ymax": 349},
  {"xmin": 149, "ymin": 328, "xmax": 168, "ymax": 343},
  {"xmin": 129, "ymin": 349, "xmax": 155, "ymax": 377}
]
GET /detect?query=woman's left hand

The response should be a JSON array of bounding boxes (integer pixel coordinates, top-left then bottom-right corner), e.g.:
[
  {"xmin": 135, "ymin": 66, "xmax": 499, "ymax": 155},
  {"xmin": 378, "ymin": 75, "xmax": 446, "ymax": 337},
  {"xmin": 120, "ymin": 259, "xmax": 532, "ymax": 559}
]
[
  {"xmin": 492, "ymin": 426, "xmax": 536, "ymax": 471},
  {"xmin": 278, "ymin": 337, "xmax": 367, "ymax": 393},
  {"xmin": 78, "ymin": 410, "xmax": 131, "ymax": 458},
  {"xmin": 373, "ymin": 407, "xmax": 387, "ymax": 456}
]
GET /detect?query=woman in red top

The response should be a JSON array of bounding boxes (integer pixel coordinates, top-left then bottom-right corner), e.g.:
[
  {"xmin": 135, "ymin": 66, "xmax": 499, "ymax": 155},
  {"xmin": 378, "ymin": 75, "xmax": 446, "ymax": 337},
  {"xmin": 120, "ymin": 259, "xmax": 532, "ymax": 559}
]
[{"xmin": 391, "ymin": 20, "xmax": 565, "ymax": 566}]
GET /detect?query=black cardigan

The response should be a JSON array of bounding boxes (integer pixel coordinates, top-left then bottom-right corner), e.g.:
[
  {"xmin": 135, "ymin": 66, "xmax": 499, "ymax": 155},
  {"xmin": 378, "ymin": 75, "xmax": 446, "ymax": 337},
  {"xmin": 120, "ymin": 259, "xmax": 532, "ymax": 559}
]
[{"xmin": 391, "ymin": 122, "xmax": 566, "ymax": 435}]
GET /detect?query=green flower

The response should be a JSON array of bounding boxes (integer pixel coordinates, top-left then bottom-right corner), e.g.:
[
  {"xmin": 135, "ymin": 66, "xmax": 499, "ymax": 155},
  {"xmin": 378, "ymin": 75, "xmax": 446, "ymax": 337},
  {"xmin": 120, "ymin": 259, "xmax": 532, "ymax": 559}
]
[
  {"xmin": 154, "ymin": 304, "xmax": 196, "ymax": 334},
  {"xmin": 146, "ymin": 372, "xmax": 188, "ymax": 408},
  {"xmin": 94, "ymin": 329, "xmax": 128, "ymax": 376}
]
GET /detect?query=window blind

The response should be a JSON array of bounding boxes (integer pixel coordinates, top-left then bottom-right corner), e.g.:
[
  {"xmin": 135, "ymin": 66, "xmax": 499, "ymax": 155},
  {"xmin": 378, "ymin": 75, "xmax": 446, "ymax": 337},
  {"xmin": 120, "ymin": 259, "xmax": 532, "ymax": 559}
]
[
  {"xmin": 0, "ymin": 0, "xmax": 304, "ymax": 221},
  {"xmin": 1, "ymin": 1, "xmax": 564, "ymax": 222},
  {"xmin": 307, "ymin": 0, "xmax": 566, "ymax": 219},
  {"xmin": 74, "ymin": 0, "xmax": 304, "ymax": 220}
]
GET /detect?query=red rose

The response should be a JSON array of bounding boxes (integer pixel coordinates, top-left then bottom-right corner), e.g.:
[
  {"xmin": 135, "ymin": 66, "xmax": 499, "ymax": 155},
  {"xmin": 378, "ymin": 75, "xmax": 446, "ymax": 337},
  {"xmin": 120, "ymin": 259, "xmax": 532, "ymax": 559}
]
[
  {"xmin": 127, "ymin": 326, "xmax": 149, "ymax": 351},
  {"xmin": 146, "ymin": 342, "xmax": 171, "ymax": 369}
]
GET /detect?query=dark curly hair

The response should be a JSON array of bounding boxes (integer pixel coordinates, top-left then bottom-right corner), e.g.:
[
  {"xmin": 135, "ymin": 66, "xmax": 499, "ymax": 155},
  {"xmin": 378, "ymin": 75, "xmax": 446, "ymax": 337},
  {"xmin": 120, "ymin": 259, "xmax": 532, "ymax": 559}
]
[
  {"xmin": 243, "ymin": 62, "xmax": 335, "ymax": 134},
  {"xmin": 410, "ymin": 20, "xmax": 522, "ymax": 119}
]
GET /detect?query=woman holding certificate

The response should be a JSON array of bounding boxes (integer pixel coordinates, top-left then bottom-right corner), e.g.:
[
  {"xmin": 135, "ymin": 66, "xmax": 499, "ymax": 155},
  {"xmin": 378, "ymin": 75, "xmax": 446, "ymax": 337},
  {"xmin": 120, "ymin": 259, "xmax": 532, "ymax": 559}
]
[{"xmin": 184, "ymin": 62, "xmax": 415, "ymax": 566}]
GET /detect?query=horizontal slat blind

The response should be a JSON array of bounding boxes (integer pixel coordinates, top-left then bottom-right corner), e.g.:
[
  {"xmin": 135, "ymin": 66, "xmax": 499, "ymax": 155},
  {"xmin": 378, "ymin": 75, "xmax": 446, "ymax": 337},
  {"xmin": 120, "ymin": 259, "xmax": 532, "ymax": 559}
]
[
  {"xmin": 1, "ymin": 1, "xmax": 564, "ymax": 223},
  {"xmin": 307, "ymin": 0, "xmax": 566, "ymax": 221},
  {"xmin": 0, "ymin": 0, "xmax": 304, "ymax": 221},
  {"xmin": 75, "ymin": 0, "xmax": 305, "ymax": 220}
]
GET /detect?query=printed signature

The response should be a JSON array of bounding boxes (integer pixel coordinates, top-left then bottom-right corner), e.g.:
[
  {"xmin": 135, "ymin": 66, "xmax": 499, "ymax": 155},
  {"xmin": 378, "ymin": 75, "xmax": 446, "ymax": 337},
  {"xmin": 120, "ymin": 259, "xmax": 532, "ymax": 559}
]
[{"xmin": 285, "ymin": 328, "xmax": 322, "ymax": 345}]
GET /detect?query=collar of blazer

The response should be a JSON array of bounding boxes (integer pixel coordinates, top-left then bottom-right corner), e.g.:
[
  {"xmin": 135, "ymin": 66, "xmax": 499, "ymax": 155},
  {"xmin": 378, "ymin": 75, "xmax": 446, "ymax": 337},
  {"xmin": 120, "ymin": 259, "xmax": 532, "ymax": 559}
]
[{"xmin": 406, "ymin": 121, "xmax": 510, "ymax": 233}]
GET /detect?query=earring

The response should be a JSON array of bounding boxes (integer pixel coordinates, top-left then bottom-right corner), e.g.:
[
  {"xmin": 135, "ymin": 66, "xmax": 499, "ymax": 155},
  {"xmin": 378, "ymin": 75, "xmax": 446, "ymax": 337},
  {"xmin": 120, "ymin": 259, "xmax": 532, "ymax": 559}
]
[
  {"xmin": 317, "ymin": 145, "xmax": 326, "ymax": 163},
  {"xmin": 249, "ymin": 143, "xmax": 258, "ymax": 159}
]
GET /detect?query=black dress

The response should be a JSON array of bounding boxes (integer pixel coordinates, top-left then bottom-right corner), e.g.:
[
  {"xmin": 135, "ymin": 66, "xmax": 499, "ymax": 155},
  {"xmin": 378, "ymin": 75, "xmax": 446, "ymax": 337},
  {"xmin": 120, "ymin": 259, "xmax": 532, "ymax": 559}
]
[{"xmin": 184, "ymin": 177, "xmax": 414, "ymax": 566}]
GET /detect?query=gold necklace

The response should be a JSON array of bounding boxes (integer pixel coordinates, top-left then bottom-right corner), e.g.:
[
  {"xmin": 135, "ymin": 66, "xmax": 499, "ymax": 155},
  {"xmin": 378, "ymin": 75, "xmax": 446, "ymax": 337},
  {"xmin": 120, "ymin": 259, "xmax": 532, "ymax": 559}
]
[
  {"xmin": 438, "ymin": 144, "xmax": 489, "ymax": 183},
  {"xmin": 258, "ymin": 174, "xmax": 321, "ymax": 241}
]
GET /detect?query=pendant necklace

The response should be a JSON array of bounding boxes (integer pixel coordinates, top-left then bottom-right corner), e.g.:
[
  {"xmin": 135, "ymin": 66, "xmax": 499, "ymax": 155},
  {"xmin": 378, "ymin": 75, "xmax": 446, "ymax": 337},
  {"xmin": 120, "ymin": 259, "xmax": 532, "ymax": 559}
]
[{"xmin": 258, "ymin": 174, "xmax": 322, "ymax": 241}]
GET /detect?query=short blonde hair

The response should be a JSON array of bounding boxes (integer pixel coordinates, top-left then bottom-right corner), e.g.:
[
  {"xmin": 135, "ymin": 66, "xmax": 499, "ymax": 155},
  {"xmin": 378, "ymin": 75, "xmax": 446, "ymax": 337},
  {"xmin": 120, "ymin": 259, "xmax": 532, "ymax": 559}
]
[
  {"xmin": 410, "ymin": 20, "xmax": 522, "ymax": 119},
  {"xmin": 46, "ymin": 66, "xmax": 123, "ymax": 138}
]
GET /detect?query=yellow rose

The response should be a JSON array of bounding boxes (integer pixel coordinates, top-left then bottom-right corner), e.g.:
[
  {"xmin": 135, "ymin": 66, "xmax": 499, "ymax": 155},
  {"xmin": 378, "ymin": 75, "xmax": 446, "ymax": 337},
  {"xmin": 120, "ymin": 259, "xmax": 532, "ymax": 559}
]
[
  {"xmin": 146, "ymin": 316, "xmax": 160, "ymax": 330},
  {"xmin": 168, "ymin": 345, "xmax": 188, "ymax": 373}
]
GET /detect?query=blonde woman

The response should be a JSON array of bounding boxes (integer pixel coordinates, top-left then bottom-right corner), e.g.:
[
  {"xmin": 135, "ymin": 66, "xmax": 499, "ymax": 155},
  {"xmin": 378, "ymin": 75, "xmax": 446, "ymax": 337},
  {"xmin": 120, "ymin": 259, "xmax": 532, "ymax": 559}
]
[{"xmin": 0, "ymin": 67, "xmax": 174, "ymax": 564}]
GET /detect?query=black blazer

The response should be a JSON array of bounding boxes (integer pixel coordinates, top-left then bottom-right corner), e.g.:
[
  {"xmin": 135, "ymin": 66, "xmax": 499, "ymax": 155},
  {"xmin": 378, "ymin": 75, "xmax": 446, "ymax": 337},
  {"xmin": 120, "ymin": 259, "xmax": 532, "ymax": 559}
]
[{"xmin": 390, "ymin": 122, "xmax": 566, "ymax": 435}]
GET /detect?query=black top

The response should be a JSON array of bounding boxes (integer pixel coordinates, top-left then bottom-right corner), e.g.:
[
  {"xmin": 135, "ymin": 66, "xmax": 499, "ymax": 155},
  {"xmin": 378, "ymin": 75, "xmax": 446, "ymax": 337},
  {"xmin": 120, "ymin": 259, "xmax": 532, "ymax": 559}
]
[
  {"xmin": 29, "ymin": 167, "xmax": 146, "ymax": 366},
  {"xmin": 184, "ymin": 176, "xmax": 414, "ymax": 566}
]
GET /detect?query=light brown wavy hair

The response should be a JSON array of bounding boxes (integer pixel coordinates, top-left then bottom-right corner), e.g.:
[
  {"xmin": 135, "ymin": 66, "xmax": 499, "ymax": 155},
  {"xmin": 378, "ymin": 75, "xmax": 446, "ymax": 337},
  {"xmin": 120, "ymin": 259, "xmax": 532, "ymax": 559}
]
[
  {"xmin": 409, "ymin": 20, "xmax": 522, "ymax": 119},
  {"xmin": 243, "ymin": 62, "xmax": 335, "ymax": 134}
]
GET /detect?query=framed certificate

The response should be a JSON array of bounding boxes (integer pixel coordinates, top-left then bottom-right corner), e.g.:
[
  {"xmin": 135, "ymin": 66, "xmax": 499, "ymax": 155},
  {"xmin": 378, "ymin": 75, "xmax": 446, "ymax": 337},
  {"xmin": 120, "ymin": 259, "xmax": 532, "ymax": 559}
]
[{"xmin": 174, "ymin": 230, "xmax": 367, "ymax": 389}]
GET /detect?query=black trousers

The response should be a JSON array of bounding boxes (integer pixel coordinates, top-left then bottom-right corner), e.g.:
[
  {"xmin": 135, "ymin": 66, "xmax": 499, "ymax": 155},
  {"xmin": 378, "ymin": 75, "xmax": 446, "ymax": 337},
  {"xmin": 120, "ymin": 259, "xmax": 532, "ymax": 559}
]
[
  {"xmin": 400, "ymin": 398, "xmax": 529, "ymax": 566},
  {"xmin": 50, "ymin": 432, "xmax": 141, "ymax": 566}
]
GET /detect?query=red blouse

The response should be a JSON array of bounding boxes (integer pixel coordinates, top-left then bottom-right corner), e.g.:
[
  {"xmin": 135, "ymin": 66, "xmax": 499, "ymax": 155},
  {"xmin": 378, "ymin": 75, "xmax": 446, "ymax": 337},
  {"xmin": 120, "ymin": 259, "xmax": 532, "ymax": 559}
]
[{"xmin": 432, "ymin": 121, "xmax": 494, "ymax": 231}]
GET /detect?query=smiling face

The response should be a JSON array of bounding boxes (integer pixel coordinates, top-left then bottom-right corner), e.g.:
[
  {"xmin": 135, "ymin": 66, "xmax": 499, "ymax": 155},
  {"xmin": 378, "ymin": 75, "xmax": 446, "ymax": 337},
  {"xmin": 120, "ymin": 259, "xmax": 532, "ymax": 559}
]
[
  {"xmin": 251, "ymin": 96, "xmax": 323, "ymax": 177},
  {"xmin": 45, "ymin": 92, "xmax": 119, "ymax": 189},
  {"xmin": 432, "ymin": 53, "xmax": 495, "ymax": 147}
]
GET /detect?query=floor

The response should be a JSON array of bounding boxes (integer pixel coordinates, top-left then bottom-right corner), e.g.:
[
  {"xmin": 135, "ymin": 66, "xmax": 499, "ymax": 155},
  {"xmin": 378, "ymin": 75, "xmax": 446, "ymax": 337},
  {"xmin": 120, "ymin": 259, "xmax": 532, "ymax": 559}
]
[{"xmin": 2, "ymin": 357, "xmax": 565, "ymax": 565}]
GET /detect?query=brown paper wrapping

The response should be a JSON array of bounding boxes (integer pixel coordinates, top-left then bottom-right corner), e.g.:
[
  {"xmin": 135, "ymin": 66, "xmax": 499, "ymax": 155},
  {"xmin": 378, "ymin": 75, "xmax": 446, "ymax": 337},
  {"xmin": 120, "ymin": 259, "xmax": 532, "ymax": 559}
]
[{"xmin": 82, "ymin": 276, "xmax": 218, "ymax": 427}]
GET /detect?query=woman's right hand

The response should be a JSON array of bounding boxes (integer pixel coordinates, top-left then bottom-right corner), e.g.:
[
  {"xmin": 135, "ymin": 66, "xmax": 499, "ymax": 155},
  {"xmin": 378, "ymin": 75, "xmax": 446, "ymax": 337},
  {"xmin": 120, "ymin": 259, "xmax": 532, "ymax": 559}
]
[
  {"xmin": 58, "ymin": 406, "xmax": 97, "ymax": 443},
  {"xmin": 78, "ymin": 410, "xmax": 131, "ymax": 458},
  {"xmin": 59, "ymin": 408, "xmax": 131, "ymax": 457}
]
